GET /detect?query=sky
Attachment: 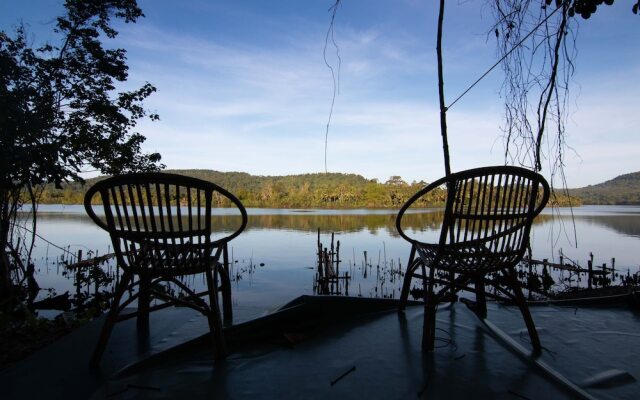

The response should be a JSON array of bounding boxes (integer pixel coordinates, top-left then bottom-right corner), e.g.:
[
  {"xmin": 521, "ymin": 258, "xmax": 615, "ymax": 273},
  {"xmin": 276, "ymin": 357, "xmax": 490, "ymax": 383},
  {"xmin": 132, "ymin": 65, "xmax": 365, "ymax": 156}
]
[{"xmin": 2, "ymin": 0, "xmax": 639, "ymax": 188}]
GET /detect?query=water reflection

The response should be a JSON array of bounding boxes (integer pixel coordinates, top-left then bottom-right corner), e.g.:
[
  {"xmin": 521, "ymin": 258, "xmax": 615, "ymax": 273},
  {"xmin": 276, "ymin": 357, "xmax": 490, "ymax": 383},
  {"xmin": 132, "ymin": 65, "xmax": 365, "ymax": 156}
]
[
  {"xmin": 20, "ymin": 205, "xmax": 640, "ymax": 313},
  {"xmin": 567, "ymin": 215, "xmax": 640, "ymax": 238},
  {"xmin": 31, "ymin": 206, "xmax": 441, "ymax": 235},
  {"xmin": 541, "ymin": 205, "xmax": 640, "ymax": 238},
  {"xmin": 30, "ymin": 204, "xmax": 640, "ymax": 238},
  {"xmin": 27, "ymin": 206, "xmax": 640, "ymax": 244}
]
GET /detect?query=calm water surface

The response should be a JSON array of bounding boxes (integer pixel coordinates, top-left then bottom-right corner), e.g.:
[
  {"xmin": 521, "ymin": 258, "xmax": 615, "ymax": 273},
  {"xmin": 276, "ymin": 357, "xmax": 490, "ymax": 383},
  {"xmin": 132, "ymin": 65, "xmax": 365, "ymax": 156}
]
[{"xmin": 21, "ymin": 205, "xmax": 640, "ymax": 314}]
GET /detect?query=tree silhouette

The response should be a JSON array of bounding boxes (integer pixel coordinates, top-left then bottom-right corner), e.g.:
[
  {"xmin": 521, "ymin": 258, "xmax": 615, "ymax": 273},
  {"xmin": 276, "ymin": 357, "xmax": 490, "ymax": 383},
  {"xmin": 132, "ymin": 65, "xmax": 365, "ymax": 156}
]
[{"xmin": 0, "ymin": 0, "xmax": 162, "ymax": 305}]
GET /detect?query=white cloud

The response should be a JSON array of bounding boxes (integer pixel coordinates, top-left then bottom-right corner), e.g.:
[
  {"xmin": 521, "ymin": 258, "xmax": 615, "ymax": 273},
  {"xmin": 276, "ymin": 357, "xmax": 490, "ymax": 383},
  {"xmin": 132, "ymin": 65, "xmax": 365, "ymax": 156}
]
[{"xmin": 112, "ymin": 5, "xmax": 640, "ymax": 188}]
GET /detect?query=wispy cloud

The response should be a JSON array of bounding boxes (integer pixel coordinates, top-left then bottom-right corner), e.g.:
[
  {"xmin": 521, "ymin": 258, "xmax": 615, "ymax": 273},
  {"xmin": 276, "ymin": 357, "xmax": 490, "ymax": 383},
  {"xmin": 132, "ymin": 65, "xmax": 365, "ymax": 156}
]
[{"xmin": 110, "ymin": 3, "xmax": 640, "ymax": 187}]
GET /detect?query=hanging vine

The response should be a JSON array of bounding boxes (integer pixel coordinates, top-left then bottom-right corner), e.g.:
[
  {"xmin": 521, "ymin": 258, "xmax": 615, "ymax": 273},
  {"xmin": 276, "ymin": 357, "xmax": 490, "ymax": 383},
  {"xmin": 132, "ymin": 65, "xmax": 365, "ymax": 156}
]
[
  {"xmin": 489, "ymin": 0, "xmax": 637, "ymax": 187},
  {"xmin": 323, "ymin": 0, "xmax": 342, "ymax": 174}
]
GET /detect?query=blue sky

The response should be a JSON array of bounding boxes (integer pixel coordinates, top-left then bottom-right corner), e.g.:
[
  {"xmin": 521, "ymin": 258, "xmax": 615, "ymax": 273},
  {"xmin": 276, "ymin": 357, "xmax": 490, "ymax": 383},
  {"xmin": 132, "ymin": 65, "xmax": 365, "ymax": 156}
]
[{"xmin": 2, "ymin": 1, "xmax": 639, "ymax": 187}]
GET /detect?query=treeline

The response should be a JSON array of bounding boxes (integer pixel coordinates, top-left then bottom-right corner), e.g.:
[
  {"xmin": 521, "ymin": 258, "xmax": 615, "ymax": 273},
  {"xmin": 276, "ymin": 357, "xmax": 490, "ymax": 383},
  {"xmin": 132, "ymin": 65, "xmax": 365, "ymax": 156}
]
[
  {"xmin": 38, "ymin": 169, "xmax": 579, "ymax": 208},
  {"xmin": 568, "ymin": 171, "xmax": 640, "ymax": 205}
]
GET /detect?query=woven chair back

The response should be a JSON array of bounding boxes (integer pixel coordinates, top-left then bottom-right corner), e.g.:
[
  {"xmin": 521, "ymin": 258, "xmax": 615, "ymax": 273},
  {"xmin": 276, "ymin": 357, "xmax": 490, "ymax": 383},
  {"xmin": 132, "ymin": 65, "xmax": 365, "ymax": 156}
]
[
  {"xmin": 84, "ymin": 172, "xmax": 247, "ymax": 276},
  {"xmin": 436, "ymin": 166, "xmax": 549, "ymax": 273}
]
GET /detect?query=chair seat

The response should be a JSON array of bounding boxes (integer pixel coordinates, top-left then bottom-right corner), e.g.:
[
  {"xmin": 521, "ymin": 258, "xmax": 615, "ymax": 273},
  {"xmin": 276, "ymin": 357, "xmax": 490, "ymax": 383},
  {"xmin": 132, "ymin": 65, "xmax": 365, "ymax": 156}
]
[
  {"xmin": 126, "ymin": 243, "xmax": 222, "ymax": 277},
  {"xmin": 415, "ymin": 241, "xmax": 521, "ymax": 274}
]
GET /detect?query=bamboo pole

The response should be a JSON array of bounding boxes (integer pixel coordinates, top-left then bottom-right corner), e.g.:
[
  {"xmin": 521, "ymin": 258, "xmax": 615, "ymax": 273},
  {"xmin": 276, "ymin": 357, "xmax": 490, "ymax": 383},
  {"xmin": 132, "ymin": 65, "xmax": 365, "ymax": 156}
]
[
  {"xmin": 336, "ymin": 240, "xmax": 340, "ymax": 285},
  {"xmin": 588, "ymin": 252, "xmax": 593, "ymax": 289},
  {"xmin": 436, "ymin": 0, "xmax": 451, "ymax": 176}
]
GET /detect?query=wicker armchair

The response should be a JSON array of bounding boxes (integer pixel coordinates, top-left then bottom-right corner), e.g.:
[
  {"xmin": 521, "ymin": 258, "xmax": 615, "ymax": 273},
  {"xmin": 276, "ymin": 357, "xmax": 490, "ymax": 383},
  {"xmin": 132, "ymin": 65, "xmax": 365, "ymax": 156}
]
[
  {"xmin": 84, "ymin": 172, "xmax": 247, "ymax": 366},
  {"xmin": 396, "ymin": 166, "xmax": 549, "ymax": 352}
]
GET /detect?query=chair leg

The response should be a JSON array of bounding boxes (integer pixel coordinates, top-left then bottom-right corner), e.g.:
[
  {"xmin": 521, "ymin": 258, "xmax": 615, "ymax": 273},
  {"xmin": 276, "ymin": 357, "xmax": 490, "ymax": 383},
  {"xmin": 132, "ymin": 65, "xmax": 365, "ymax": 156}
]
[
  {"xmin": 221, "ymin": 244, "xmax": 233, "ymax": 324},
  {"xmin": 137, "ymin": 274, "xmax": 151, "ymax": 335},
  {"xmin": 399, "ymin": 245, "xmax": 417, "ymax": 311},
  {"xmin": 422, "ymin": 266, "xmax": 437, "ymax": 352},
  {"xmin": 219, "ymin": 269, "xmax": 232, "ymax": 325},
  {"xmin": 506, "ymin": 268, "xmax": 541, "ymax": 354},
  {"xmin": 448, "ymin": 270, "xmax": 456, "ymax": 304},
  {"xmin": 205, "ymin": 267, "xmax": 227, "ymax": 361},
  {"xmin": 90, "ymin": 271, "xmax": 131, "ymax": 368},
  {"xmin": 474, "ymin": 275, "xmax": 488, "ymax": 319}
]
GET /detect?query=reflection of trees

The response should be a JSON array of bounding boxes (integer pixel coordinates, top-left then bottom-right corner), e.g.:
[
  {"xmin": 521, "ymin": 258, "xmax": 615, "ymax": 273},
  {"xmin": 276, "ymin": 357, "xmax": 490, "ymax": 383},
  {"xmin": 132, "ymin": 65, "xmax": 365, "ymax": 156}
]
[
  {"xmin": 534, "ymin": 213, "xmax": 640, "ymax": 238},
  {"xmin": 234, "ymin": 212, "xmax": 450, "ymax": 235},
  {"xmin": 557, "ymin": 215, "xmax": 640, "ymax": 238},
  {"xmin": 32, "ymin": 210, "xmax": 639, "ymax": 238},
  {"xmin": 35, "ymin": 210, "xmax": 446, "ymax": 235}
]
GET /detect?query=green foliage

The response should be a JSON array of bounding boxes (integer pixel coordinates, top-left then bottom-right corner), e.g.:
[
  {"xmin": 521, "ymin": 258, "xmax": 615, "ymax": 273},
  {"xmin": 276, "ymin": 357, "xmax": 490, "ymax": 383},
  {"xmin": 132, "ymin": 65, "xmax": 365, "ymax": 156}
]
[
  {"xmin": 42, "ymin": 168, "xmax": 596, "ymax": 208},
  {"xmin": 568, "ymin": 171, "xmax": 640, "ymax": 205},
  {"xmin": 549, "ymin": 192, "xmax": 581, "ymax": 207},
  {"xmin": 42, "ymin": 169, "xmax": 447, "ymax": 209},
  {"xmin": 0, "ymin": 0, "xmax": 162, "ymax": 191},
  {"xmin": 47, "ymin": 169, "xmax": 593, "ymax": 208}
]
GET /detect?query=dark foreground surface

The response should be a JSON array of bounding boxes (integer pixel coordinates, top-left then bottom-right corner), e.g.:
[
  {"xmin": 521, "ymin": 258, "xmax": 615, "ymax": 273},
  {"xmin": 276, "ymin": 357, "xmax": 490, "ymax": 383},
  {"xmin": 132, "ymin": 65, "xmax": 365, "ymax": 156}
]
[{"xmin": 2, "ymin": 296, "xmax": 638, "ymax": 399}]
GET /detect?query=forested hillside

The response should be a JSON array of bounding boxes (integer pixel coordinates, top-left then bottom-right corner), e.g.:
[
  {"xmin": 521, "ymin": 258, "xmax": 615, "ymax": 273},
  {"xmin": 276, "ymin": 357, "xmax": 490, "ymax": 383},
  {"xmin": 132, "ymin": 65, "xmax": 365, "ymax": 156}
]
[
  {"xmin": 568, "ymin": 172, "xmax": 640, "ymax": 205},
  {"xmin": 39, "ymin": 170, "xmax": 442, "ymax": 208},
  {"xmin": 38, "ymin": 169, "xmax": 578, "ymax": 208}
]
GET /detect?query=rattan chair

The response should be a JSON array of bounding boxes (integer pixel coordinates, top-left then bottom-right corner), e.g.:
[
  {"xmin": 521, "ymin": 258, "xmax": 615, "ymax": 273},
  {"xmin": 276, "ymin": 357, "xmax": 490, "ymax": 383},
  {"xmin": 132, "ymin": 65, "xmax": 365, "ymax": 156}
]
[
  {"xmin": 396, "ymin": 166, "xmax": 549, "ymax": 352},
  {"xmin": 84, "ymin": 172, "xmax": 247, "ymax": 366}
]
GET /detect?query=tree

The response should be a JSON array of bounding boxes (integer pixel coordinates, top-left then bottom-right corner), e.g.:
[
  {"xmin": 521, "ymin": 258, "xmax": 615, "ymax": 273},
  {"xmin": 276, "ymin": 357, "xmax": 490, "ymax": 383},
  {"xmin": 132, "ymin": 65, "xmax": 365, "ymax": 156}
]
[
  {"xmin": 385, "ymin": 176, "xmax": 407, "ymax": 186},
  {"xmin": 0, "ymin": 0, "xmax": 162, "ymax": 306}
]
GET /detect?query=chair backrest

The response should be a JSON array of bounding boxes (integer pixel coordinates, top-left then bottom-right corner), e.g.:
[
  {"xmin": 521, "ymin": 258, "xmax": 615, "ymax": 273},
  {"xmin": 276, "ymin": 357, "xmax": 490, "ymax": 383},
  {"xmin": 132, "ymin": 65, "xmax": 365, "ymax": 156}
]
[
  {"xmin": 397, "ymin": 166, "xmax": 550, "ymax": 273},
  {"xmin": 84, "ymin": 172, "xmax": 248, "ymax": 275}
]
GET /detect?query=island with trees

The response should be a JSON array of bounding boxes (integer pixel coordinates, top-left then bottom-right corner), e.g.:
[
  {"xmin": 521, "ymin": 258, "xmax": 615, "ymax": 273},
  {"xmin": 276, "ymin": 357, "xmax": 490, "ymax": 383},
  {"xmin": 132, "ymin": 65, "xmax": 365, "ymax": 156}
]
[{"xmin": 38, "ymin": 169, "xmax": 584, "ymax": 208}]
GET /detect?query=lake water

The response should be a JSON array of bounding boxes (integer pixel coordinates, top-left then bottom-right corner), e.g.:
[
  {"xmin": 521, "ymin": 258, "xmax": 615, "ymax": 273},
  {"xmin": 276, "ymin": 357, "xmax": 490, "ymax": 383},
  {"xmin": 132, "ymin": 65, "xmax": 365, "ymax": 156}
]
[{"xmin": 18, "ymin": 205, "xmax": 640, "ymax": 315}]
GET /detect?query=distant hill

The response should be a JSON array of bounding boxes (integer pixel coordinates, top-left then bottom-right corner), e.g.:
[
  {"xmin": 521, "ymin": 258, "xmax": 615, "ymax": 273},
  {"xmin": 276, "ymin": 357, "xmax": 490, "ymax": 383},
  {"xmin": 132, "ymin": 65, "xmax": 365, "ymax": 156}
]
[
  {"xmin": 568, "ymin": 171, "xmax": 640, "ymax": 205},
  {"xmin": 38, "ymin": 169, "xmax": 442, "ymax": 208},
  {"xmin": 167, "ymin": 169, "xmax": 373, "ymax": 194},
  {"xmin": 38, "ymin": 168, "xmax": 580, "ymax": 208}
]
